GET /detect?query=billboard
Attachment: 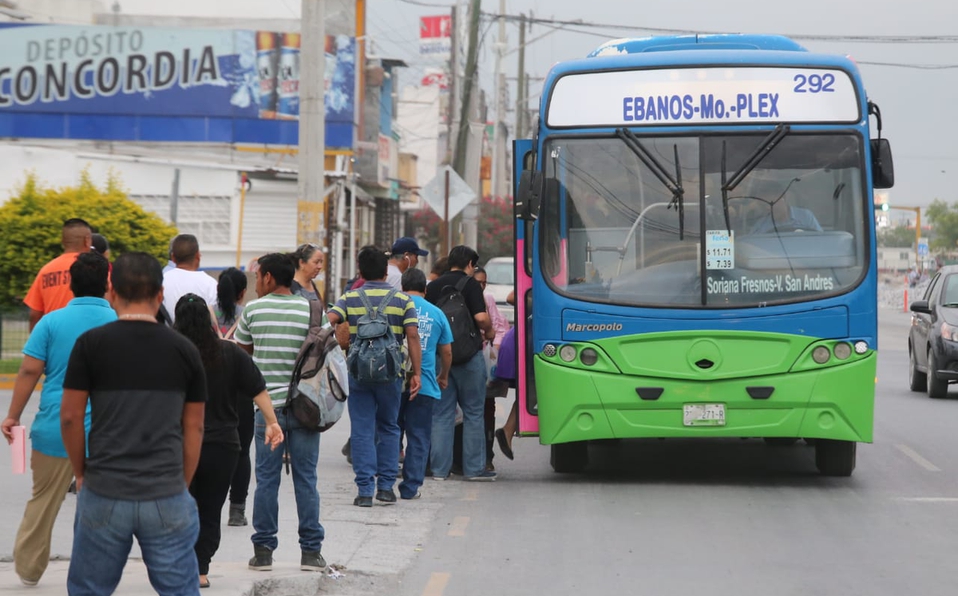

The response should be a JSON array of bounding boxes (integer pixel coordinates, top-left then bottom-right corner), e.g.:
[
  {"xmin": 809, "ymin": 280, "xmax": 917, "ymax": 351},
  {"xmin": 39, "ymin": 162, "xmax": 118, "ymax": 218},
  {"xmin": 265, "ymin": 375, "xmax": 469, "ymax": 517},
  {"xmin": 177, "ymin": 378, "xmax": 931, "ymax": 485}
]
[
  {"xmin": 0, "ymin": 23, "xmax": 356, "ymax": 148},
  {"xmin": 419, "ymin": 15, "xmax": 451, "ymax": 58}
]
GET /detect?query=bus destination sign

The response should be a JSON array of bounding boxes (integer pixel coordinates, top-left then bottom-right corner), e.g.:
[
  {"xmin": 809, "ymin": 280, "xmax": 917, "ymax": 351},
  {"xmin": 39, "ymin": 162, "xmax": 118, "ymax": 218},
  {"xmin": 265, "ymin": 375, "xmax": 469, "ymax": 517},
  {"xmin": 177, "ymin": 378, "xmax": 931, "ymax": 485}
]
[{"xmin": 547, "ymin": 67, "xmax": 859, "ymax": 128}]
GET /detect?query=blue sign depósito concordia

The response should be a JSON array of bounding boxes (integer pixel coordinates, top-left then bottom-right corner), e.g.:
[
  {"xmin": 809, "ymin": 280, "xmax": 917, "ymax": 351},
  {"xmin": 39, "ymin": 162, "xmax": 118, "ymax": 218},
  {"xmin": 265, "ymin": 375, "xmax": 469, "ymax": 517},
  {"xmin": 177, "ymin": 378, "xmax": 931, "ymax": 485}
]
[{"xmin": 0, "ymin": 23, "xmax": 356, "ymax": 148}]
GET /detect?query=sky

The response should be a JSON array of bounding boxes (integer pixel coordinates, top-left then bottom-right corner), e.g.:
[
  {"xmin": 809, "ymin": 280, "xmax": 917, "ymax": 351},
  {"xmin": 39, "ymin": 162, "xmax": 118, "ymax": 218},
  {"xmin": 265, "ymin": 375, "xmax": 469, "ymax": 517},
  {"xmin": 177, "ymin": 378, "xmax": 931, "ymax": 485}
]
[{"xmin": 108, "ymin": 0, "xmax": 958, "ymax": 209}]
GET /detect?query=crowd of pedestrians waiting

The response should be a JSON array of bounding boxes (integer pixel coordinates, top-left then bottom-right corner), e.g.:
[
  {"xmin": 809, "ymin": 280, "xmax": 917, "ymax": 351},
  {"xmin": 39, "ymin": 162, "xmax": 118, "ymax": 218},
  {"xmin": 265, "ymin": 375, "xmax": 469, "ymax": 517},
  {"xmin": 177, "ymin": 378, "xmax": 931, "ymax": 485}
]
[{"xmin": 2, "ymin": 220, "xmax": 518, "ymax": 595}]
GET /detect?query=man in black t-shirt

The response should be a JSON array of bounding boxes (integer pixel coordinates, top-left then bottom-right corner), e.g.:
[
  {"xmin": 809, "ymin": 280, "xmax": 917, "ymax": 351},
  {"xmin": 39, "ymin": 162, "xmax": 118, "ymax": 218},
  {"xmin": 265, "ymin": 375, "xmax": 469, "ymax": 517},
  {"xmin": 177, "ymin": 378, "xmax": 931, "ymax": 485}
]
[
  {"xmin": 425, "ymin": 245, "xmax": 496, "ymax": 481},
  {"xmin": 61, "ymin": 253, "xmax": 207, "ymax": 596}
]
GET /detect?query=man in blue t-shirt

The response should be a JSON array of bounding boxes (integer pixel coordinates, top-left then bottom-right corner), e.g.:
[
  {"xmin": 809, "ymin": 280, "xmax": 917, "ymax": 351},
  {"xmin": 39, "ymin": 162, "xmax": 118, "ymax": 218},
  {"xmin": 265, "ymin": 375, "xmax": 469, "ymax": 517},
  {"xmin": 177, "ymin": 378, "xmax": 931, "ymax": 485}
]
[
  {"xmin": 397, "ymin": 268, "xmax": 452, "ymax": 500},
  {"xmin": 1, "ymin": 253, "xmax": 116, "ymax": 587}
]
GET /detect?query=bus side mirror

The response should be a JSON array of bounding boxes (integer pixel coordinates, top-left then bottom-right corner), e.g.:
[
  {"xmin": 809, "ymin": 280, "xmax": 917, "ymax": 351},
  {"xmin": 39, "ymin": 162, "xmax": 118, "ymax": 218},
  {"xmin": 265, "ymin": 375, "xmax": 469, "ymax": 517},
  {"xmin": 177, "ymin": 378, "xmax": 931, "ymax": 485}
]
[
  {"xmin": 516, "ymin": 171, "xmax": 543, "ymax": 221},
  {"xmin": 871, "ymin": 138, "xmax": 894, "ymax": 189}
]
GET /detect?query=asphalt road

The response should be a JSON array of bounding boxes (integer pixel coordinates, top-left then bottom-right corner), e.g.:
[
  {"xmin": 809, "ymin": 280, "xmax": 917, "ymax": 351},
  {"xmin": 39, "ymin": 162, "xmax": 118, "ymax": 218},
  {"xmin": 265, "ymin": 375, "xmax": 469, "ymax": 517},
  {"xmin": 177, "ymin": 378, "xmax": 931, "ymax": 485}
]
[
  {"xmin": 393, "ymin": 308, "xmax": 958, "ymax": 596},
  {"xmin": 3, "ymin": 308, "xmax": 956, "ymax": 595}
]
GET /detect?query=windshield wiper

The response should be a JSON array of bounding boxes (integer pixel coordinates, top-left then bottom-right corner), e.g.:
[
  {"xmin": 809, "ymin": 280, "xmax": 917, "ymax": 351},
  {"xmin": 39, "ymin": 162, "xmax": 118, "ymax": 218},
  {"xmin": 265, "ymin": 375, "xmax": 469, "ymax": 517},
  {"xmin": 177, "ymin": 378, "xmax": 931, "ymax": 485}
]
[
  {"xmin": 616, "ymin": 128, "xmax": 685, "ymax": 239},
  {"xmin": 720, "ymin": 124, "xmax": 790, "ymax": 233}
]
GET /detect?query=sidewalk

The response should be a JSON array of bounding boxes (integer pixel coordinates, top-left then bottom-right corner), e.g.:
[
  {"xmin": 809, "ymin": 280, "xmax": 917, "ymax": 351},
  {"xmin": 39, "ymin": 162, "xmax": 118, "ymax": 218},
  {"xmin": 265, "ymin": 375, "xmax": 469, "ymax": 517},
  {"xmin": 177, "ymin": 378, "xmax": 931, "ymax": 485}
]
[{"xmin": 0, "ymin": 391, "xmax": 465, "ymax": 595}]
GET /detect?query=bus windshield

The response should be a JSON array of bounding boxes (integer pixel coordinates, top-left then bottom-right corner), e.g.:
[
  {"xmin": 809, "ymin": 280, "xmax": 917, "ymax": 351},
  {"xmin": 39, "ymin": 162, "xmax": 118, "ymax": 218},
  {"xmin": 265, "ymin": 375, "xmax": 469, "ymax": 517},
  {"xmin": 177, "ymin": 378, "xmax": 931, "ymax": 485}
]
[{"xmin": 540, "ymin": 133, "xmax": 867, "ymax": 308}]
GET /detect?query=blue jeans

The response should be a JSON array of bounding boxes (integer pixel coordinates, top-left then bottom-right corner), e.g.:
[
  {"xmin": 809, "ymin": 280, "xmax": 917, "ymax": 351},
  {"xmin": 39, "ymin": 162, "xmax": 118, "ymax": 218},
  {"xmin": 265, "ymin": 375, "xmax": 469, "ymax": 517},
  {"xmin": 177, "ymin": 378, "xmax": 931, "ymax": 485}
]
[
  {"xmin": 67, "ymin": 488, "xmax": 199, "ymax": 596},
  {"xmin": 251, "ymin": 409, "xmax": 325, "ymax": 553},
  {"xmin": 431, "ymin": 350, "xmax": 487, "ymax": 478},
  {"xmin": 398, "ymin": 390, "xmax": 435, "ymax": 498},
  {"xmin": 348, "ymin": 376, "xmax": 403, "ymax": 497}
]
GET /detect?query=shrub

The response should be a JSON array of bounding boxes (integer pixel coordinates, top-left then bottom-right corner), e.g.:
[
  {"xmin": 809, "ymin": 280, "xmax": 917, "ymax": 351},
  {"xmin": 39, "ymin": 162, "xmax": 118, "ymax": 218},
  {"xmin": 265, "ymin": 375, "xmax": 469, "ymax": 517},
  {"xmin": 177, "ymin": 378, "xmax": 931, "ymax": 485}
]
[{"xmin": 0, "ymin": 171, "xmax": 178, "ymax": 308}]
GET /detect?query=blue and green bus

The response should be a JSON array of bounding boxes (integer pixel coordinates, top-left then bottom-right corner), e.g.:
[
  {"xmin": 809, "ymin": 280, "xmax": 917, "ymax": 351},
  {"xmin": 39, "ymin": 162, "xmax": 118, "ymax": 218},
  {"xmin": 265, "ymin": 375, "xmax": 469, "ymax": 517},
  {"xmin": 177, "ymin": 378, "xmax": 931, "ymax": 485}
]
[{"xmin": 513, "ymin": 34, "xmax": 894, "ymax": 476}]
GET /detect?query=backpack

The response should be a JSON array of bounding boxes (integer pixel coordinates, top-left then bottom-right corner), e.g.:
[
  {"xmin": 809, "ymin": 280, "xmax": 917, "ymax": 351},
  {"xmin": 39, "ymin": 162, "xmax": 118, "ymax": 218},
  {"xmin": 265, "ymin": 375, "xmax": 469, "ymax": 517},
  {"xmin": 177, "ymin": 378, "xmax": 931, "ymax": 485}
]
[
  {"xmin": 285, "ymin": 300, "xmax": 349, "ymax": 432},
  {"xmin": 346, "ymin": 289, "xmax": 403, "ymax": 384},
  {"xmin": 436, "ymin": 276, "xmax": 483, "ymax": 365}
]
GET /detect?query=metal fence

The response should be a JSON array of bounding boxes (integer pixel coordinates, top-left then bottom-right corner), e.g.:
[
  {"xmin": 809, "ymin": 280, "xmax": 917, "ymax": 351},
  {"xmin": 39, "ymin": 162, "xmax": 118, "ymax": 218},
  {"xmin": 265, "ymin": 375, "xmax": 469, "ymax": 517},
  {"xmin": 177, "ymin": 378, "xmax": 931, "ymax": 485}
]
[{"xmin": 1, "ymin": 308, "xmax": 29, "ymax": 362}]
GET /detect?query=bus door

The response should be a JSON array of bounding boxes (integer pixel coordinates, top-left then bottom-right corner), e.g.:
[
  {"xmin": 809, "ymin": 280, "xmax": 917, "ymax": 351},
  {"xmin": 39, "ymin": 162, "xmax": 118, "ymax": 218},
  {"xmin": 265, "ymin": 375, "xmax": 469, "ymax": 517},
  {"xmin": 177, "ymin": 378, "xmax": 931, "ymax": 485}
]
[{"xmin": 513, "ymin": 139, "xmax": 539, "ymax": 435}]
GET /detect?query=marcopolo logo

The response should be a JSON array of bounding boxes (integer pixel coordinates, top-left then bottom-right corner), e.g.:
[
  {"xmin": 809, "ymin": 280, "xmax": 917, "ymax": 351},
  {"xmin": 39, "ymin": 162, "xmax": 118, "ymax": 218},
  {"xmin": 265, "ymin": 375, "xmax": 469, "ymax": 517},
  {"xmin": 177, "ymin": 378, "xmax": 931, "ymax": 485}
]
[{"xmin": 566, "ymin": 322, "xmax": 623, "ymax": 333}]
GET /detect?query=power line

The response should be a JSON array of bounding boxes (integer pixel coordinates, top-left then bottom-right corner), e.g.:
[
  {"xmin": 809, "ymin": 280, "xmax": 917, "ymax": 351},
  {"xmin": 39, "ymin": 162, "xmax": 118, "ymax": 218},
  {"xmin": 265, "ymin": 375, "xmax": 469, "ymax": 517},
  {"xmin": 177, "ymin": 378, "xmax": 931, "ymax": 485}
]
[
  {"xmin": 857, "ymin": 61, "xmax": 958, "ymax": 70},
  {"xmin": 481, "ymin": 12, "xmax": 958, "ymax": 44},
  {"xmin": 507, "ymin": 21, "xmax": 958, "ymax": 70},
  {"xmin": 396, "ymin": 0, "xmax": 455, "ymax": 7}
]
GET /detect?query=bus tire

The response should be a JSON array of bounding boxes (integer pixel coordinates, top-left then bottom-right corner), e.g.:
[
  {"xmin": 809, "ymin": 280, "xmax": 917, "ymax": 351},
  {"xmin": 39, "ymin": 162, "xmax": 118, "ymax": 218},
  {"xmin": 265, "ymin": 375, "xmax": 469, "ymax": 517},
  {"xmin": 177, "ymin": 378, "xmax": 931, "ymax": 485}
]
[
  {"xmin": 763, "ymin": 438, "xmax": 799, "ymax": 447},
  {"xmin": 909, "ymin": 344, "xmax": 927, "ymax": 392},
  {"xmin": 815, "ymin": 439, "xmax": 856, "ymax": 477},
  {"xmin": 926, "ymin": 349, "xmax": 948, "ymax": 399},
  {"xmin": 550, "ymin": 442, "xmax": 589, "ymax": 473}
]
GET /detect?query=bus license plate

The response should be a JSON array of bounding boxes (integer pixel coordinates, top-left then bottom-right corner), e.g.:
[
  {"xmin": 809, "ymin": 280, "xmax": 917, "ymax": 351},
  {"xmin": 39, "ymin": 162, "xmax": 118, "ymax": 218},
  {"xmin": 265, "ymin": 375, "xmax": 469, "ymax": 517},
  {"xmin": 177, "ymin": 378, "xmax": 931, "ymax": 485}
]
[{"xmin": 683, "ymin": 404, "xmax": 726, "ymax": 427}]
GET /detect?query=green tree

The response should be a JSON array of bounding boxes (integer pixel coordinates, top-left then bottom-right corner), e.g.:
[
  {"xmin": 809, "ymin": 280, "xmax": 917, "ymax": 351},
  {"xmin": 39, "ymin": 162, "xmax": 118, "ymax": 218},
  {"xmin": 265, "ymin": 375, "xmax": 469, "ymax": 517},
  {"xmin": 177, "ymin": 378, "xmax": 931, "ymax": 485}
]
[
  {"xmin": 407, "ymin": 207, "xmax": 442, "ymax": 254},
  {"xmin": 407, "ymin": 195, "xmax": 514, "ymax": 260},
  {"xmin": 878, "ymin": 224, "xmax": 917, "ymax": 248},
  {"xmin": 925, "ymin": 199, "xmax": 958, "ymax": 252},
  {"xmin": 0, "ymin": 172, "xmax": 178, "ymax": 308},
  {"xmin": 478, "ymin": 195, "xmax": 514, "ymax": 260}
]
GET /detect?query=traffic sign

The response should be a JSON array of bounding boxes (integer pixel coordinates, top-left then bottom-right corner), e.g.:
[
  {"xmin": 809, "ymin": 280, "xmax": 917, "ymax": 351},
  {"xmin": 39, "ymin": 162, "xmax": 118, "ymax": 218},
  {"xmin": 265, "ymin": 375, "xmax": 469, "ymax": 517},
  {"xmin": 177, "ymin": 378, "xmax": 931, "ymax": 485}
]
[
  {"xmin": 420, "ymin": 166, "xmax": 476, "ymax": 220},
  {"xmin": 918, "ymin": 238, "xmax": 929, "ymax": 257}
]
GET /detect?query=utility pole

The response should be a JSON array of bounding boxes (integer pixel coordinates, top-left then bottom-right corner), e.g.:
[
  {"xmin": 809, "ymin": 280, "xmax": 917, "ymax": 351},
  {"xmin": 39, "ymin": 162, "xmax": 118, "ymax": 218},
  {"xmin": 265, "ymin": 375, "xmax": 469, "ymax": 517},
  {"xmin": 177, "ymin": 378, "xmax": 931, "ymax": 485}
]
[
  {"xmin": 298, "ymin": 0, "xmax": 327, "ymax": 298},
  {"xmin": 453, "ymin": 0, "xmax": 481, "ymax": 178},
  {"xmin": 453, "ymin": 0, "xmax": 482, "ymax": 250},
  {"xmin": 516, "ymin": 13, "xmax": 526, "ymax": 138},
  {"xmin": 490, "ymin": 0, "xmax": 506, "ymax": 201},
  {"xmin": 444, "ymin": 5, "xmax": 458, "ymax": 165}
]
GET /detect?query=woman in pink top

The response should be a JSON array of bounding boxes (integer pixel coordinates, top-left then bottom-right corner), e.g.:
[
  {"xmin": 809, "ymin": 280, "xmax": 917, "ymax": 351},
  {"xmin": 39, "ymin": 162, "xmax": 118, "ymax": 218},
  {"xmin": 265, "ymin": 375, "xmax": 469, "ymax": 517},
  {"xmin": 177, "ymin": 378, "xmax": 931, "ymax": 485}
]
[{"xmin": 473, "ymin": 267, "xmax": 509, "ymax": 349}]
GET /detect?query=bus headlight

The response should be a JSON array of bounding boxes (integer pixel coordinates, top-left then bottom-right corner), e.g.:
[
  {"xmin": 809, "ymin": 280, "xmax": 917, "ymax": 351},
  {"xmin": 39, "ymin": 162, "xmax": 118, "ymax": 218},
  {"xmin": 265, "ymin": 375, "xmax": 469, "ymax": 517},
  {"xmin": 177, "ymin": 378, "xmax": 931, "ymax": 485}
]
[
  {"xmin": 812, "ymin": 346, "xmax": 831, "ymax": 364},
  {"xmin": 559, "ymin": 345, "xmax": 577, "ymax": 362},
  {"xmin": 580, "ymin": 348, "xmax": 599, "ymax": 366},
  {"xmin": 854, "ymin": 341, "xmax": 868, "ymax": 354},
  {"xmin": 833, "ymin": 342, "xmax": 852, "ymax": 360},
  {"xmin": 543, "ymin": 344, "xmax": 557, "ymax": 357}
]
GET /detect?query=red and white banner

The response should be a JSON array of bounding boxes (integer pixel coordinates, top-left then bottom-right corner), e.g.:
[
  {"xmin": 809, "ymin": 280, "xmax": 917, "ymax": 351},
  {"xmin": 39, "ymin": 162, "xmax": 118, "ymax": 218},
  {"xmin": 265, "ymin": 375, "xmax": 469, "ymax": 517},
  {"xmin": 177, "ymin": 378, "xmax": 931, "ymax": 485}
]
[
  {"xmin": 419, "ymin": 15, "xmax": 452, "ymax": 57},
  {"xmin": 421, "ymin": 68, "xmax": 449, "ymax": 89}
]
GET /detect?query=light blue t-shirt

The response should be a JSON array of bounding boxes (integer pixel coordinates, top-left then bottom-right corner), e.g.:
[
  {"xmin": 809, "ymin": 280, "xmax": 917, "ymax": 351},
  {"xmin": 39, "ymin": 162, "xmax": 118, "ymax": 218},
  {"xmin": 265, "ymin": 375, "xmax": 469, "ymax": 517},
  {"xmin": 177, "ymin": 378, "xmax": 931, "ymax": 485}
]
[
  {"xmin": 23, "ymin": 297, "xmax": 117, "ymax": 458},
  {"xmin": 411, "ymin": 295, "xmax": 453, "ymax": 400}
]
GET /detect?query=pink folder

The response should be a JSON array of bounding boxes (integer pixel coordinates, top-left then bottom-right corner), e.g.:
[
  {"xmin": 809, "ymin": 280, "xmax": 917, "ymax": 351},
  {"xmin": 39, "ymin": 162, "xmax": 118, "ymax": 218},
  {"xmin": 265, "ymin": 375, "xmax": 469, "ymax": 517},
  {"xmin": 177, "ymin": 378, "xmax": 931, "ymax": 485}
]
[{"xmin": 11, "ymin": 425, "xmax": 26, "ymax": 474}]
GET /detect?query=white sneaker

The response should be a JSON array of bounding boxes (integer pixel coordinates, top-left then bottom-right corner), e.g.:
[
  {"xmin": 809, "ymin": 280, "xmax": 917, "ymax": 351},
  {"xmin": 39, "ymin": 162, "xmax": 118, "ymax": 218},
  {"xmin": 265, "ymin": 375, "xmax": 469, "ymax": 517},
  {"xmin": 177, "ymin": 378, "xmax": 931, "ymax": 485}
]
[{"xmin": 19, "ymin": 576, "xmax": 38, "ymax": 587}]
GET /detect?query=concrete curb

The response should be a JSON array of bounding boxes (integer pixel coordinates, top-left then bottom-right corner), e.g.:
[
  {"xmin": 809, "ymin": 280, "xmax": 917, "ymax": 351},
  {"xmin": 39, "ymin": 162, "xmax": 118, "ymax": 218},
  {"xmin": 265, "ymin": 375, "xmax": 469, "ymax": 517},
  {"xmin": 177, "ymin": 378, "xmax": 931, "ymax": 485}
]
[{"xmin": 0, "ymin": 375, "xmax": 19, "ymax": 390}]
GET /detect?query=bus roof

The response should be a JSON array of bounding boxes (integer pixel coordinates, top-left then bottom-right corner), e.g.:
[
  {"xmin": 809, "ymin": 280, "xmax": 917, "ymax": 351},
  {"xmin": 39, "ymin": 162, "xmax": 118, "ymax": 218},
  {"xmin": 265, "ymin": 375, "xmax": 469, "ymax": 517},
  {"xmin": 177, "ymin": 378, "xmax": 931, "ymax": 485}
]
[
  {"xmin": 588, "ymin": 34, "xmax": 809, "ymax": 57},
  {"xmin": 540, "ymin": 36, "xmax": 866, "ymax": 130}
]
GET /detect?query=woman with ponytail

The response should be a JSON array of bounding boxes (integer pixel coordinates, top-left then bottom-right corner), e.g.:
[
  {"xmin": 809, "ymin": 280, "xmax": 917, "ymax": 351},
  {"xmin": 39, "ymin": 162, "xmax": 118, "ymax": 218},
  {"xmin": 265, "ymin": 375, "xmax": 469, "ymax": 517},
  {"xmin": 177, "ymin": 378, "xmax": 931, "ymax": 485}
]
[
  {"xmin": 213, "ymin": 267, "xmax": 248, "ymax": 339},
  {"xmin": 174, "ymin": 294, "xmax": 284, "ymax": 589}
]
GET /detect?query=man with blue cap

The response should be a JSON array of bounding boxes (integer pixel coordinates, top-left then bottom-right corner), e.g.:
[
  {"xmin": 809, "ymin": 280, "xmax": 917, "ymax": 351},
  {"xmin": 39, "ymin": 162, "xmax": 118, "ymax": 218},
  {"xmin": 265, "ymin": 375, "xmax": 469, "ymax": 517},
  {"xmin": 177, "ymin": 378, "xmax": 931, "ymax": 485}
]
[{"xmin": 387, "ymin": 237, "xmax": 429, "ymax": 290}]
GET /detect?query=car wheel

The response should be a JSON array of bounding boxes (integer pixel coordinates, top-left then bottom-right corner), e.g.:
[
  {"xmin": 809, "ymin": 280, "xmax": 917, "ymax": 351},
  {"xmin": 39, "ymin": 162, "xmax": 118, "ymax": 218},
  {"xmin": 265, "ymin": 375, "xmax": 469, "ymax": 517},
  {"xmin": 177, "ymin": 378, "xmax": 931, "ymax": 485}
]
[
  {"xmin": 927, "ymin": 349, "xmax": 948, "ymax": 399},
  {"xmin": 909, "ymin": 345, "xmax": 927, "ymax": 392}
]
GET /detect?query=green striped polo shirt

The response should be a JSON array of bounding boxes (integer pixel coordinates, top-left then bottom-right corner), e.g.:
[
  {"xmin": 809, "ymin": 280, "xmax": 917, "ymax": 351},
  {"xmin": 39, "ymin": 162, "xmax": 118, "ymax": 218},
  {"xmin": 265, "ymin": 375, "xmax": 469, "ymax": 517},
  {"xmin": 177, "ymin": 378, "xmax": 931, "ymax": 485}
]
[
  {"xmin": 234, "ymin": 293, "xmax": 310, "ymax": 407},
  {"xmin": 330, "ymin": 281, "xmax": 419, "ymax": 344}
]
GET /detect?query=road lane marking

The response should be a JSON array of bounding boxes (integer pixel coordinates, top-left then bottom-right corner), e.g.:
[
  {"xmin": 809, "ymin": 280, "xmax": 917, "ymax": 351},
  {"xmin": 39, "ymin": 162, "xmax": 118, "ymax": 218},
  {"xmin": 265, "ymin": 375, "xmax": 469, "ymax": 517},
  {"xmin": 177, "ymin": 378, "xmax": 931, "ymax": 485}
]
[
  {"xmin": 448, "ymin": 516, "xmax": 470, "ymax": 537},
  {"xmin": 895, "ymin": 443, "xmax": 941, "ymax": 472},
  {"xmin": 896, "ymin": 497, "xmax": 958, "ymax": 503},
  {"xmin": 422, "ymin": 572, "xmax": 450, "ymax": 596},
  {"xmin": 461, "ymin": 488, "xmax": 478, "ymax": 501}
]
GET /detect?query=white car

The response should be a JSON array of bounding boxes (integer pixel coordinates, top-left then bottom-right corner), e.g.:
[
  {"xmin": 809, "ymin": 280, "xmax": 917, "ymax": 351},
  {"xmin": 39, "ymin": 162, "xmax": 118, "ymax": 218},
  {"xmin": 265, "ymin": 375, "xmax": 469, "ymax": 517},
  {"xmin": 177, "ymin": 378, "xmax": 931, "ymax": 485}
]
[{"xmin": 483, "ymin": 256, "xmax": 514, "ymax": 323}]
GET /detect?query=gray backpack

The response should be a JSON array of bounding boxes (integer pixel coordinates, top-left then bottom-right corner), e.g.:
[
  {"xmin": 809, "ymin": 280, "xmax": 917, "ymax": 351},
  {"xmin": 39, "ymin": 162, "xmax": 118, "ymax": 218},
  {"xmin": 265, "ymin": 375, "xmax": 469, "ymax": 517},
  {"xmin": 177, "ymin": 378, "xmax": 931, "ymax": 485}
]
[{"xmin": 346, "ymin": 289, "xmax": 403, "ymax": 384}]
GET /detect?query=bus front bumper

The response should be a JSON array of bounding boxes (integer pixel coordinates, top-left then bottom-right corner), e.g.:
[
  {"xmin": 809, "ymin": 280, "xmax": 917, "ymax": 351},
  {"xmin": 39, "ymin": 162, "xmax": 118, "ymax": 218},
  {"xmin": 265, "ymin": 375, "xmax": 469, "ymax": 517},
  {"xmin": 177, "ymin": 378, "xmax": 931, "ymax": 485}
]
[{"xmin": 533, "ymin": 354, "xmax": 875, "ymax": 445}]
